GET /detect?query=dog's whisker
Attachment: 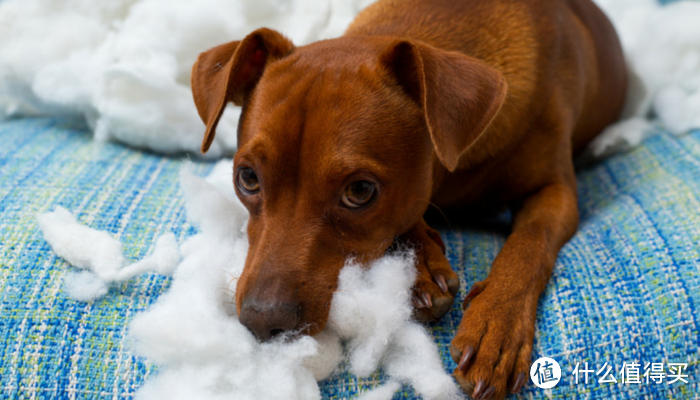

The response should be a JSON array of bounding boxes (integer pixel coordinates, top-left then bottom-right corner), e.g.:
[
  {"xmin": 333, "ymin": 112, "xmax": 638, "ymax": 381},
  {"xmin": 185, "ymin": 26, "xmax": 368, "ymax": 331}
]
[{"xmin": 428, "ymin": 201, "xmax": 453, "ymax": 231}]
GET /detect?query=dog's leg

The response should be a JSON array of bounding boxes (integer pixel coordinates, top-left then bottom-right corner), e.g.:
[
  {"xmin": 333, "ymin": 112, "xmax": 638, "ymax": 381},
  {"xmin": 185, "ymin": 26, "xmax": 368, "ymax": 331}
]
[
  {"xmin": 399, "ymin": 219, "xmax": 460, "ymax": 322},
  {"xmin": 450, "ymin": 181, "xmax": 578, "ymax": 400}
]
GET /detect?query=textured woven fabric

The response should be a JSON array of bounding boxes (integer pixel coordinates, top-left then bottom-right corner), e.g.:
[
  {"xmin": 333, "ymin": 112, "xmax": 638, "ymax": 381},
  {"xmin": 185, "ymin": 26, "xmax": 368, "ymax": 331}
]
[{"xmin": 1, "ymin": 115, "xmax": 698, "ymax": 400}]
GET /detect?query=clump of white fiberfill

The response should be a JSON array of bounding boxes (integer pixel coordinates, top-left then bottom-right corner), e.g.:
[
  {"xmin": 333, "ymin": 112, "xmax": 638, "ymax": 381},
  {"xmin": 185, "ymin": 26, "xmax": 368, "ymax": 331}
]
[
  {"xmin": 583, "ymin": 117, "xmax": 657, "ymax": 160},
  {"xmin": 37, "ymin": 206, "xmax": 125, "ymax": 276},
  {"xmin": 587, "ymin": 0, "xmax": 700, "ymax": 158},
  {"xmin": 330, "ymin": 256, "xmax": 461, "ymax": 400},
  {"xmin": 0, "ymin": 0, "xmax": 373, "ymax": 156},
  {"xmin": 37, "ymin": 206, "xmax": 181, "ymax": 301},
  {"xmin": 40, "ymin": 160, "xmax": 460, "ymax": 400},
  {"xmin": 7, "ymin": 0, "xmax": 697, "ymax": 159},
  {"xmin": 63, "ymin": 271, "xmax": 109, "ymax": 301}
]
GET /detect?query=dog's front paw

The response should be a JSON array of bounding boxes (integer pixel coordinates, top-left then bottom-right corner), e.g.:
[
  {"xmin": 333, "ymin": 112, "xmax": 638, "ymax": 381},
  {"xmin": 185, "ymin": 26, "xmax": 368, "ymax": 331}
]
[
  {"xmin": 450, "ymin": 280, "xmax": 536, "ymax": 399},
  {"xmin": 399, "ymin": 222, "xmax": 460, "ymax": 322}
]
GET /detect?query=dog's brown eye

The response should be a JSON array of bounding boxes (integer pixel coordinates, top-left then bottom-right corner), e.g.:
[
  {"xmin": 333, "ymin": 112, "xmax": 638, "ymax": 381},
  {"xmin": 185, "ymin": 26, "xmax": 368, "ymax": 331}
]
[
  {"xmin": 342, "ymin": 180, "xmax": 376, "ymax": 208},
  {"xmin": 237, "ymin": 167, "xmax": 260, "ymax": 194}
]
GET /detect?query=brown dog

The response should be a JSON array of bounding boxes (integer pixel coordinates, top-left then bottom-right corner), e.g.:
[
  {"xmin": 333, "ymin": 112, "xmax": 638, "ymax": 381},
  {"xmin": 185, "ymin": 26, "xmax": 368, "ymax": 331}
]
[{"xmin": 190, "ymin": 0, "xmax": 626, "ymax": 398}]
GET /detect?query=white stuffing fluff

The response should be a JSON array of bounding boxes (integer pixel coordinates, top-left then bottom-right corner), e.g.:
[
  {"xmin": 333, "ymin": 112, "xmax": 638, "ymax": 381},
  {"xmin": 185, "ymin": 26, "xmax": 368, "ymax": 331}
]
[
  {"xmin": 588, "ymin": 0, "xmax": 700, "ymax": 158},
  {"xmin": 0, "ymin": 0, "xmax": 373, "ymax": 157},
  {"xmin": 37, "ymin": 206, "xmax": 126, "ymax": 277},
  {"xmin": 2, "ymin": 0, "xmax": 699, "ymax": 157},
  {"xmin": 37, "ymin": 206, "xmax": 182, "ymax": 299},
  {"xmin": 63, "ymin": 271, "xmax": 109, "ymax": 301},
  {"xmin": 585, "ymin": 117, "xmax": 657, "ymax": 160},
  {"xmin": 38, "ymin": 160, "xmax": 460, "ymax": 400}
]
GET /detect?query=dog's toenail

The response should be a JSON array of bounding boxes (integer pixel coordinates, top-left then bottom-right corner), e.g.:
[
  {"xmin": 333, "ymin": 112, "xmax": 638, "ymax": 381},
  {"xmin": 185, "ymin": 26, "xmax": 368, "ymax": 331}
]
[
  {"xmin": 462, "ymin": 283, "xmax": 482, "ymax": 309},
  {"xmin": 458, "ymin": 345, "xmax": 474, "ymax": 371},
  {"xmin": 481, "ymin": 386, "xmax": 496, "ymax": 400},
  {"xmin": 472, "ymin": 379, "xmax": 486, "ymax": 399},
  {"xmin": 511, "ymin": 371, "xmax": 526, "ymax": 393},
  {"xmin": 413, "ymin": 296, "xmax": 428, "ymax": 309},
  {"xmin": 421, "ymin": 292, "xmax": 433, "ymax": 308},
  {"xmin": 434, "ymin": 274, "xmax": 449, "ymax": 293}
]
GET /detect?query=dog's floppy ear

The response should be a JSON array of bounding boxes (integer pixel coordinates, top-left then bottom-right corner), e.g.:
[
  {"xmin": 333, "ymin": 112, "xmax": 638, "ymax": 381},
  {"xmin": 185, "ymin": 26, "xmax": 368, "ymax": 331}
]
[
  {"xmin": 191, "ymin": 28, "xmax": 294, "ymax": 153},
  {"xmin": 381, "ymin": 41, "xmax": 508, "ymax": 171}
]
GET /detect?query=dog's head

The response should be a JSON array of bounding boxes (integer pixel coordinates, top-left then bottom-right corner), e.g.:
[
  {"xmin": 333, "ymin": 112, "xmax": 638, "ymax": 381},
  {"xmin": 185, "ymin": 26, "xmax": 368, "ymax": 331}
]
[{"xmin": 191, "ymin": 28, "xmax": 506, "ymax": 341}]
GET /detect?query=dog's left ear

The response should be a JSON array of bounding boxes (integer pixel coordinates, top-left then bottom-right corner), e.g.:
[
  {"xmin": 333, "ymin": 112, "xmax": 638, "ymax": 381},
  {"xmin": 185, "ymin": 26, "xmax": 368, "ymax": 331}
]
[
  {"xmin": 381, "ymin": 41, "xmax": 508, "ymax": 171},
  {"xmin": 191, "ymin": 28, "xmax": 295, "ymax": 153}
]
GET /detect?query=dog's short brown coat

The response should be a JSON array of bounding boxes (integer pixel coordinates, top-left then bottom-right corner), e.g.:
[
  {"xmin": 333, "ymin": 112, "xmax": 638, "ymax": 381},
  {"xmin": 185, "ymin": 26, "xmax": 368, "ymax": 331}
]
[{"xmin": 191, "ymin": 0, "xmax": 626, "ymax": 398}]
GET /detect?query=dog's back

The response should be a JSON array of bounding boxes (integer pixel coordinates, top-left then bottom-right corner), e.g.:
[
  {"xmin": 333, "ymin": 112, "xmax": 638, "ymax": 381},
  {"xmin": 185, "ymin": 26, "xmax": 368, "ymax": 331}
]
[{"xmin": 348, "ymin": 0, "xmax": 626, "ymax": 206}]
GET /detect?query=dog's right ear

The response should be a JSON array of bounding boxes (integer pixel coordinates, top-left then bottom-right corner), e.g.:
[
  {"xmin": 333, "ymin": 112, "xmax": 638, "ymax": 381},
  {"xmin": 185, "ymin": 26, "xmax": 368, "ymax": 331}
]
[{"xmin": 191, "ymin": 28, "xmax": 294, "ymax": 153}]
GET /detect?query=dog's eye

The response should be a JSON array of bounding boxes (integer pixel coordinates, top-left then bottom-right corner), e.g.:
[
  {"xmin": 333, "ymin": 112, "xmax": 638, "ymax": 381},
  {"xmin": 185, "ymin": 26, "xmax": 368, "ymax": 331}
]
[
  {"xmin": 342, "ymin": 180, "xmax": 376, "ymax": 208},
  {"xmin": 237, "ymin": 167, "xmax": 260, "ymax": 194}
]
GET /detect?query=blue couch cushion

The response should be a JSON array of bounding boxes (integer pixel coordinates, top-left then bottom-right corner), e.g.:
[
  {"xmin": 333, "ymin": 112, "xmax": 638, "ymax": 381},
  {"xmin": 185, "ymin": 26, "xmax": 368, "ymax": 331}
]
[{"xmin": 0, "ymin": 117, "xmax": 697, "ymax": 399}]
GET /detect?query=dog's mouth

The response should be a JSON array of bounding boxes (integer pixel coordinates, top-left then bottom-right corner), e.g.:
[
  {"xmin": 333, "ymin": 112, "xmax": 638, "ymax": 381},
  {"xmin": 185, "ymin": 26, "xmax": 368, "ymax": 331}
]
[
  {"xmin": 241, "ymin": 313, "xmax": 331, "ymax": 343},
  {"xmin": 237, "ymin": 239, "xmax": 413, "ymax": 342}
]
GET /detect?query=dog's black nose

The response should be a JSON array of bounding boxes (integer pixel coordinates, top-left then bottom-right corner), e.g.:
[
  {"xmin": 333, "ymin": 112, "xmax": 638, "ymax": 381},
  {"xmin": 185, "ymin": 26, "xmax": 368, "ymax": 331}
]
[{"xmin": 238, "ymin": 298, "xmax": 300, "ymax": 341}]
